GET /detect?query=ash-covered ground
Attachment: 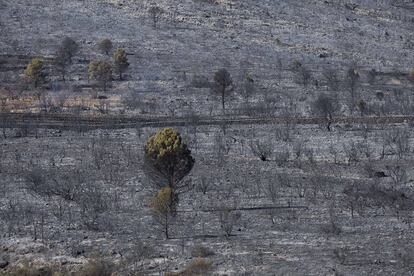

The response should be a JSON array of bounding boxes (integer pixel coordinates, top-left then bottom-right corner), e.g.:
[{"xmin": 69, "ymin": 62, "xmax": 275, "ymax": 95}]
[{"xmin": 0, "ymin": 0, "xmax": 414, "ymax": 275}]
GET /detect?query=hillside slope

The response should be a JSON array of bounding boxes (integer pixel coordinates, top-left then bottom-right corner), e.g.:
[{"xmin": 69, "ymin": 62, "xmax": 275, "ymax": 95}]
[{"xmin": 0, "ymin": 0, "xmax": 413, "ymax": 115}]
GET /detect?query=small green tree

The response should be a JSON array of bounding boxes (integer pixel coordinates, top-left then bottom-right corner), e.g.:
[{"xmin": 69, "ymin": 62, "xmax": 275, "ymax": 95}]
[
  {"xmin": 88, "ymin": 60, "xmax": 112, "ymax": 92},
  {"xmin": 144, "ymin": 128, "xmax": 195, "ymax": 208},
  {"xmin": 144, "ymin": 128, "xmax": 195, "ymax": 189},
  {"xmin": 213, "ymin": 68, "xmax": 234, "ymax": 110},
  {"xmin": 98, "ymin": 38, "xmax": 113, "ymax": 56},
  {"xmin": 113, "ymin": 48, "xmax": 129, "ymax": 80},
  {"xmin": 150, "ymin": 187, "xmax": 176, "ymax": 239},
  {"xmin": 24, "ymin": 58, "xmax": 45, "ymax": 88}
]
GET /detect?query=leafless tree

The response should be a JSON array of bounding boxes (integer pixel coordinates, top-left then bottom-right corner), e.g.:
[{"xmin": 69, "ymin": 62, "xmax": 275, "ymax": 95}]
[
  {"xmin": 78, "ymin": 183, "xmax": 111, "ymax": 231},
  {"xmin": 274, "ymin": 149, "xmax": 290, "ymax": 166},
  {"xmin": 292, "ymin": 178, "xmax": 307, "ymax": 198},
  {"xmin": 240, "ymin": 73, "xmax": 255, "ymax": 103},
  {"xmin": 123, "ymin": 90, "xmax": 142, "ymax": 111},
  {"xmin": 343, "ymin": 181, "xmax": 366, "ymax": 218},
  {"xmin": 293, "ymin": 139, "xmax": 304, "ymax": 160},
  {"xmin": 197, "ymin": 176, "xmax": 210, "ymax": 195},
  {"xmin": 218, "ymin": 207, "xmax": 241, "ymax": 238},
  {"xmin": 343, "ymin": 142, "xmax": 361, "ymax": 165},
  {"xmin": 214, "ymin": 133, "xmax": 232, "ymax": 165},
  {"xmin": 394, "ymin": 243, "xmax": 414, "ymax": 273},
  {"xmin": 125, "ymin": 240, "xmax": 154, "ymax": 273},
  {"xmin": 329, "ymin": 145, "xmax": 339, "ymax": 164},
  {"xmin": 32, "ymin": 212, "xmax": 46, "ymax": 241},
  {"xmin": 308, "ymin": 174, "xmax": 322, "ymax": 202},
  {"xmin": 293, "ymin": 61, "xmax": 312, "ymax": 87},
  {"xmin": 53, "ymin": 38, "xmax": 78, "ymax": 82},
  {"xmin": 1, "ymin": 200, "xmax": 29, "ymax": 237},
  {"xmin": 321, "ymin": 206, "xmax": 342, "ymax": 237},
  {"xmin": 381, "ymin": 128, "xmax": 410, "ymax": 159},
  {"xmin": 213, "ymin": 68, "xmax": 234, "ymax": 110},
  {"xmin": 394, "ymin": 128, "xmax": 410, "ymax": 159},
  {"xmin": 386, "ymin": 163, "xmax": 407, "ymax": 186},
  {"xmin": 54, "ymin": 47, "xmax": 71, "ymax": 82},
  {"xmin": 323, "ymin": 68, "xmax": 340, "ymax": 91},
  {"xmin": 148, "ymin": 5, "xmax": 164, "ymax": 28},
  {"xmin": 367, "ymin": 69, "xmax": 377, "ymax": 85},
  {"xmin": 25, "ymin": 166, "xmax": 87, "ymax": 201},
  {"xmin": 266, "ymin": 176, "xmax": 281, "ymax": 203},
  {"xmin": 95, "ymin": 99, "xmax": 109, "ymax": 114},
  {"xmin": 321, "ymin": 178, "xmax": 335, "ymax": 200},
  {"xmin": 24, "ymin": 167, "xmax": 48, "ymax": 196},
  {"xmin": 276, "ymin": 104, "xmax": 298, "ymax": 141},
  {"xmin": 191, "ymin": 74, "xmax": 211, "ymax": 89},
  {"xmin": 50, "ymin": 168, "xmax": 86, "ymax": 201},
  {"xmin": 91, "ymin": 135, "xmax": 110, "ymax": 170},
  {"xmin": 303, "ymin": 146, "xmax": 315, "ymax": 165},
  {"xmin": 0, "ymin": 97, "xmax": 12, "ymax": 138},
  {"xmin": 333, "ymin": 246, "xmax": 350, "ymax": 265},
  {"xmin": 345, "ymin": 64, "xmax": 360, "ymax": 112},
  {"xmin": 312, "ymin": 94, "xmax": 339, "ymax": 131},
  {"xmin": 60, "ymin": 37, "xmax": 79, "ymax": 63},
  {"xmin": 98, "ymin": 38, "xmax": 113, "ymax": 56},
  {"xmin": 274, "ymin": 55, "xmax": 283, "ymax": 81},
  {"xmin": 249, "ymin": 139, "xmax": 272, "ymax": 161},
  {"xmin": 357, "ymin": 99, "xmax": 367, "ymax": 117}
]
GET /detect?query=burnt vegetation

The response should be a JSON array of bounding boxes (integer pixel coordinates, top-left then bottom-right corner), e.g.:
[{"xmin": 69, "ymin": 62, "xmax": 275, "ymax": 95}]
[{"xmin": 0, "ymin": 0, "xmax": 414, "ymax": 275}]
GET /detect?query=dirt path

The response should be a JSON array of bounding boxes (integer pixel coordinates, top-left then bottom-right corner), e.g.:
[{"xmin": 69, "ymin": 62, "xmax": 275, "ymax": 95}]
[{"xmin": 0, "ymin": 113, "xmax": 412, "ymax": 130}]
